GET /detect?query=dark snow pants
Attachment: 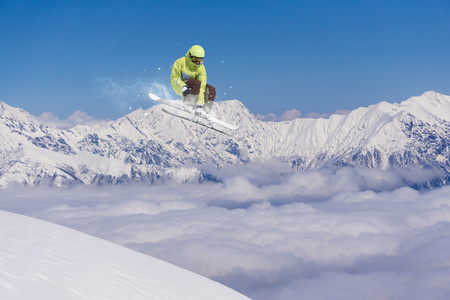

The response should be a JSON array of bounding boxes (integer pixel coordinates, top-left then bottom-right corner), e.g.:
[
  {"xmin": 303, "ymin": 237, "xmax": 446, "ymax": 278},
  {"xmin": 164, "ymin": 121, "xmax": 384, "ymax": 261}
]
[{"xmin": 185, "ymin": 79, "xmax": 216, "ymax": 101}]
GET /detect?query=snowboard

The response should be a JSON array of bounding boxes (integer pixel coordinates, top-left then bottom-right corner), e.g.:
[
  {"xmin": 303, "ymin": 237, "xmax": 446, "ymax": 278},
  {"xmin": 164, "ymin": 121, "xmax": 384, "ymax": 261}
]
[
  {"xmin": 148, "ymin": 92, "xmax": 239, "ymax": 131},
  {"xmin": 161, "ymin": 108, "xmax": 237, "ymax": 138}
]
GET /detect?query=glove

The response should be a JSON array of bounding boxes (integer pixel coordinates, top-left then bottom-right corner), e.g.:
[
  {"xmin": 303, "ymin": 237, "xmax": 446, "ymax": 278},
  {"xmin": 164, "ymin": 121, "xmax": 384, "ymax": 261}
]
[{"xmin": 181, "ymin": 85, "xmax": 191, "ymax": 97}]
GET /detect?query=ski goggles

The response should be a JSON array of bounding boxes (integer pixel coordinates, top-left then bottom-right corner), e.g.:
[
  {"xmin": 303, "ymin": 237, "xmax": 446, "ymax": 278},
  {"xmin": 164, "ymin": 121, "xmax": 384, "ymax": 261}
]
[{"xmin": 192, "ymin": 56, "xmax": 204, "ymax": 65}]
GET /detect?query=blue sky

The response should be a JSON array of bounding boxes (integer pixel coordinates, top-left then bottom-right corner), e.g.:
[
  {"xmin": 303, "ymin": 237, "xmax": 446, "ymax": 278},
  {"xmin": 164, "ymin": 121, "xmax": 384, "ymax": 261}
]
[{"xmin": 1, "ymin": 0, "xmax": 449, "ymax": 121}]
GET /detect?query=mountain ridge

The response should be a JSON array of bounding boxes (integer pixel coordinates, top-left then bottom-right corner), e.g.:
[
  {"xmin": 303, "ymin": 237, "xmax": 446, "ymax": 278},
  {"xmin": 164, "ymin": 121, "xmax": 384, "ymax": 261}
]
[{"xmin": 1, "ymin": 91, "xmax": 449, "ymax": 187}]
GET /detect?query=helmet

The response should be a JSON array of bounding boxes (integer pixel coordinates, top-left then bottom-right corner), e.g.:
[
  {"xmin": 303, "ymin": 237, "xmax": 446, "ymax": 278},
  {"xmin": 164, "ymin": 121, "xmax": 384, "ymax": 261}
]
[{"xmin": 189, "ymin": 45, "xmax": 205, "ymax": 58}]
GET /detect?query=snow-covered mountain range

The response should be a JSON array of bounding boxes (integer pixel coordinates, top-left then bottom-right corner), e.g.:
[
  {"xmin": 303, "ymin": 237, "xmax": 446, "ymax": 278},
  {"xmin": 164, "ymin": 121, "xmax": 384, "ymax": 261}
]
[{"xmin": 1, "ymin": 91, "xmax": 449, "ymax": 187}]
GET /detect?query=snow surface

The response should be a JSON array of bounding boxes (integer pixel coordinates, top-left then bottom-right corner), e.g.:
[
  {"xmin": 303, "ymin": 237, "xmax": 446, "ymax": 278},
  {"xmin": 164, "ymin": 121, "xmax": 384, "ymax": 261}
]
[{"xmin": 0, "ymin": 210, "xmax": 249, "ymax": 300}]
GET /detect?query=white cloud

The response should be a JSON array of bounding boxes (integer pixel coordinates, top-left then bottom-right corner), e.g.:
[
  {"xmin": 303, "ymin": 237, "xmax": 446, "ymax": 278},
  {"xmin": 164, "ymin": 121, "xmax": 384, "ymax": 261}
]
[
  {"xmin": 38, "ymin": 110, "xmax": 107, "ymax": 128},
  {"xmin": 1, "ymin": 165, "xmax": 450, "ymax": 299},
  {"xmin": 256, "ymin": 109, "xmax": 302, "ymax": 122},
  {"xmin": 257, "ymin": 108, "xmax": 351, "ymax": 122},
  {"xmin": 279, "ymin": 109, "xmax": 302, "ymax": 121},
  {"xmin": 255, "ymin": 112, "xmax": 278, "ymax": 122},
  {"xmin": 305, "ymin": 108, "xmax": 351, "ymax": 119}
]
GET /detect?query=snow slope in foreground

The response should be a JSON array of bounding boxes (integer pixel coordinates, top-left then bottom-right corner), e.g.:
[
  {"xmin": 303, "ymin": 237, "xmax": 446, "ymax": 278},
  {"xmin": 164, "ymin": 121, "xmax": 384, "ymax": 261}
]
[{"xmin": 0, "ymin": 210, "xmax": 250, "ymax": 300}]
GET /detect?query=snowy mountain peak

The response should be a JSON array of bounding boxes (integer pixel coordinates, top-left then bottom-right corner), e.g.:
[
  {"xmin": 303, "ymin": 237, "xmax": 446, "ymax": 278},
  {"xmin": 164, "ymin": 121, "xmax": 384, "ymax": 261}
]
[
  {"xmin": 0, "ymin": 101, "xmax": 34, "ymax": 120},
  {"xmin": 399, "ymin": 91, "xmax": 450, "ymax": 123}
]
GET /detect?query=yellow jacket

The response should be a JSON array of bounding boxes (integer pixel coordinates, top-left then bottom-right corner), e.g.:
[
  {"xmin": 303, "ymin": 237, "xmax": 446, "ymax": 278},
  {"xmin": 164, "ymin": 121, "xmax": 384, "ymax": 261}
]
[{"xmin": 170, "ymin": 51, "xmax": 207, "ymax": 104}]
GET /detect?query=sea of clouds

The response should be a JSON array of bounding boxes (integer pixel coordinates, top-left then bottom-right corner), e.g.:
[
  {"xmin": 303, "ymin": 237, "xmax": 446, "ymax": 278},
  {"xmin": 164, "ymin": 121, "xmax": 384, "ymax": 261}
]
[{"xmin": 1, "ymin": 162, "xmax": 450, "ymax": 300}]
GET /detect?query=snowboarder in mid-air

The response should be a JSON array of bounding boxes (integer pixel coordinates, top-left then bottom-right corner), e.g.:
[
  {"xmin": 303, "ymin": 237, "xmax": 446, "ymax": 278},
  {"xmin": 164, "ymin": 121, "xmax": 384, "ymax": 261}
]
[
  {"xmin": 148, "ymin": 44, "xmax": 238, "ymax": 137},
  {"xmin": 170, "ymin": 45, "xmax": 216, "ymax": 116}
]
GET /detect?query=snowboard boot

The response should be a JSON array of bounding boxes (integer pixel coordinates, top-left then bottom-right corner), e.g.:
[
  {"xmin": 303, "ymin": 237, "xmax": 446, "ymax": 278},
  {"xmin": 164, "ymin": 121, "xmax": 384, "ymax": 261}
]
[
  {"xmin": 203, "ymin": 100, "xmax": 214, "ymax": 114},
  {"xmin": 202, "ymin": 86, "xmax": 214, "ymax": 115},
  {"xmin": 195, "ymin": 103, "xmax": 209, "ymax": 118},
  {"xmin": 183, "ymin": 94, "xmax": 198, "ymax": 111}
]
